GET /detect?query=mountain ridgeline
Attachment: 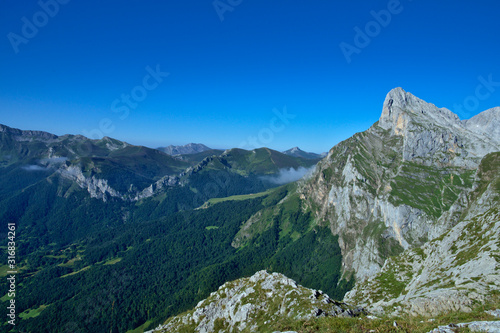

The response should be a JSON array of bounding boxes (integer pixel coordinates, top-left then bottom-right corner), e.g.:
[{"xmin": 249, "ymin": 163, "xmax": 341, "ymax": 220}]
[
  {"xmin": 156, "ymin": 143, "xmax": 214, "ymax": 156},
  {"xmin": 0, "ymin": 125, "xmax": 324, "ymax": 332},
  {"xmin": 0, "ymin": 88, "xmax": 499, "ymax": 333}
]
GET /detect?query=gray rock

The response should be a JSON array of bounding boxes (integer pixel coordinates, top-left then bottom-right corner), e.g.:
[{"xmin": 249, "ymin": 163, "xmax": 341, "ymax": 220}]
[
  {"xmin": 428, "ymin": 321, "xmax": 500, "ymax": 332},
  {"xmin": 150, "ymin": 270, "xmax": 364, "ymax": 332},
  {"xmin": 463, "ymin": 107, "xmax": 500, "ymax": 140},
  {"xmin": 58, "ymin": 164, "xmax": 180, "ymax": 202},
  {"xmin": 487, "ymin": 310, "xmax": 500, "ymax": 318}
]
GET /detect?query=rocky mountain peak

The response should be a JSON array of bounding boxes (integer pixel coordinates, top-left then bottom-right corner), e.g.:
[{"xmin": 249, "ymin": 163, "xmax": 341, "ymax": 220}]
[
  {"xmin": 298, "ymin": 88, "xmax": 500, "ymax": 284},
  {"xmin": 379, "ymin": 87, "xmax": 461, "ymax": 134},
  {"xmin": 283, "ymin": 146, "xmax": 323, "ymax": 160}
]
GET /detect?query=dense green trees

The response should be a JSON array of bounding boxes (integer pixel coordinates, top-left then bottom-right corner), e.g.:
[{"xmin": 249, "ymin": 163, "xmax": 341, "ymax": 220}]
[{"xmin": 1, "ymin": 176, "xmax": 351, "ymax": 333}]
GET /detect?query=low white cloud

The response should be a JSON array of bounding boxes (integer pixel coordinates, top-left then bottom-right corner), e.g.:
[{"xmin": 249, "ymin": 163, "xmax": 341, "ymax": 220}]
[
  {"xmin": 262, "ymin": 166, "xmax": 316, "ymax": 185},
  {"xmin": 22, "ymin": 157, "xmax": 68, "ymax": 172},
  {"xmin": 22, "ymin": 165, "xmax": 46, "ymax": 171}
]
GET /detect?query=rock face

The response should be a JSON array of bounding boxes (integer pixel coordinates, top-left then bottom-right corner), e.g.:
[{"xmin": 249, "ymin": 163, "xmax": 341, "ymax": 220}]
[
  {"xmin": 344, "ymin": 152, "xmax": 500, "ymax": 316},
  {"xmin": 58, "ymin": 164, "xmax": 181, "ymax": 202},
  {"xmin": 463, "ymin": 107, "xmax": 500, "ymax": 140},
  {"xmin": 148, "ymin": 270, "xmax": 364, "ymax": 333},
  {"xmin": 298, "ymin": 87, "xmax": 500, "ymax": 282},
  {"xmin": 428, "ymin": 321, "xmax": 500, "ymax": 333},
  {"xmin": 378, "ymin": 88, "xmax": 498, "ymax": 167},
  {"xmin": 57, "ymin": 165, "xmax": 120, "ymax": 201}
]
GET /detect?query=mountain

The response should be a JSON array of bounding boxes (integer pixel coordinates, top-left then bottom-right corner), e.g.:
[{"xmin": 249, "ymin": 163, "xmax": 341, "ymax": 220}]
[
  {"xmin": 157, "ymin": 143, "xmax": 212, "ymax": 156},
  {"xmin": 344, "ymin": 151, "xmax": 500, "ymax": 316},
  {"xmin": 0, "ymin": 124, "xmax": 317, "ymax": 204},
  {"xmin": 173, "ymin": 148, "xmax": 225, "ymax": 164},
  {"xmin": 215, "ymin": 87, "xmax": 499, "ymax": 319},
  {"xmin": 194, "ymin": 147, "xmax": 317, "ymax": 176},
  {"xmin": 0, "ymin": 125, "xmax": 190, "ymax": 202},
  {"xmin": 148, "ymin": 270, "xmax": 364, "ymax": 333},
  {"xmin": 283, "ymin": 147, "xmax": 324, "ymax": 160},
  {"xmin": 295, "ymin": 87, "xmax": 499, "ymax": 281},
  {"xmin": 1, "ymin": 87, "xmax": 499, "ymax": 332},
  {"xmin": 0, "ymin": 124, "xmax": 325, "ymax": 333}
]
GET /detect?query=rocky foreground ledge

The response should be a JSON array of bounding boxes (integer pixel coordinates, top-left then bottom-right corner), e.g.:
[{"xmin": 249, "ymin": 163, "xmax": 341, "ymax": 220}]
[
  {"xmin": 428, "ymin": 310, "xmax": 500, "ymax": 332},
  {"xmin": 147, "ymin": 270, "xmax": 365, "ymax": 333}
]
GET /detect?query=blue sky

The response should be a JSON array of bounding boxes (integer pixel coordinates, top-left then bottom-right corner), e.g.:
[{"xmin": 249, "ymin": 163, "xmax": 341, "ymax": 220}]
[{"xmin": 1, "ymin": 0, "xmax": 499, "ymax": 153}]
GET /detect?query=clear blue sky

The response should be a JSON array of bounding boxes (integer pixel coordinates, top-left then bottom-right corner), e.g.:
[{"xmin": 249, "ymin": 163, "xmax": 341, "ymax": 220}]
[{"xmin": 1, "ymin": 0, "xmax": 499, "ymax": 153}]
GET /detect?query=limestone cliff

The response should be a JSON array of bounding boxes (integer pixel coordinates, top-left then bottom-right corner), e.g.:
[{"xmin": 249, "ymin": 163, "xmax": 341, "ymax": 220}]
[
  {"xmin": 57, "ymin": 163, "xmax": 181, "ymax": 202},
  {"xmin": 344, "ymin": 152, "xmax": 500, "ymax": 316}
]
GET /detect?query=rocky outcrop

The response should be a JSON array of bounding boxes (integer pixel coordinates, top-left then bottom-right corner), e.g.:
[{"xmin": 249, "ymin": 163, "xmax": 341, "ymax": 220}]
[
  {"xmin": 463, "ymin": 107, "xmax": 500, "ymax": 140},
  {"xmin": 58, "ymin": 165, "xmax": 122, "ymax": 202},
  {"xmin": 58, "ymin": 164, "xmax": 182, "ymax": 202},
  {"xmin": 132, "ymin": 175, "xmax": 181, "ymax": 200},
  {"xmin": 379, "ymin": 87, "xmax": 498, "ymax": 167},
  {"xmin": 148, "ymin": 270, "xmax": 364, "ymax": 333},
  {"xmin": 428, "ymin": 321, "xmax": 500, "ymax": 333}
]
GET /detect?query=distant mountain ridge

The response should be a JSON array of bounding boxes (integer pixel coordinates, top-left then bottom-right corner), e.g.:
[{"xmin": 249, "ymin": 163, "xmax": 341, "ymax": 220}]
[
  {"xmin": 0, "ymin": 124, "xmax": 318, "ymax": 203},
  {"xmin": 0, "ymin": 123, "xmax": 328, "ymax": 333},
  {"xmin": 282, "ymin": 146, "xmax": 325, "ymax": 159},
  {"xmin": 157, "ymin": 143, "xmax": 212, "ymax": 155}
]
